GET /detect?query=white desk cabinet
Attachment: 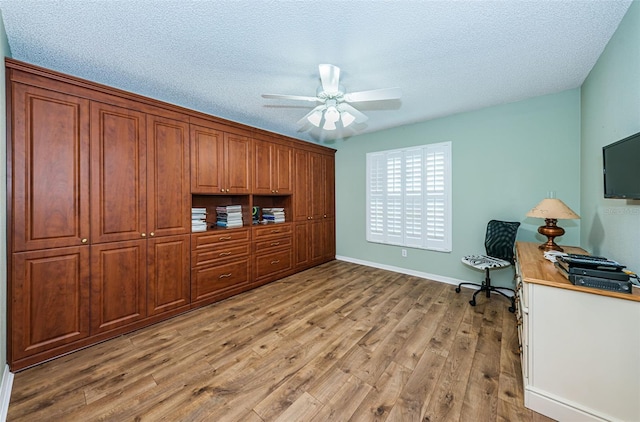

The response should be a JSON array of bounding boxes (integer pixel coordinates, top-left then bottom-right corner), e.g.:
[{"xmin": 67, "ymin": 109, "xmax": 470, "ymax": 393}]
[{"xmin": 515, "ymin": 242, "xmax": 640, "ymax": 422}]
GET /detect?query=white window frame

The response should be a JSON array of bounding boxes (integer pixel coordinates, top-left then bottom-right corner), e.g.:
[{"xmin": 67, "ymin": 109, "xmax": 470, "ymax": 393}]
[{"xmin": 366, "ymin": 141, "xmax": 452, "ymax": 252}]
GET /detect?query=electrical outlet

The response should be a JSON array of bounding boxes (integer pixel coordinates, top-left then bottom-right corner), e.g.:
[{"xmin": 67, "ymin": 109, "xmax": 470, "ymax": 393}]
[{"xmin": 401, "ymin": 249, "xmax": 407, "ymax": 257}]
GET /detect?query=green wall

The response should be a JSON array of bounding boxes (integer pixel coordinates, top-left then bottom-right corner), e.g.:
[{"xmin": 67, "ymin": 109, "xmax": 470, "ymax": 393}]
[
  {"xmin": 333, "ymin": 89, "xmax": 581, "ymax": 288},
  {"xmin": 581, "ymin": 0, "xmax": 640, "ymax": 271},
  {"xmin": 0, "ymin": 7, "xmax": 10, "ymax": 393}
]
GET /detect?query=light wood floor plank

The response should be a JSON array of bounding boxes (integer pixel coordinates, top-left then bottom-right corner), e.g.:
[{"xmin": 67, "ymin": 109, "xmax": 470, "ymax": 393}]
[{"xmin": 7, "ymin": 260, "xmax": 553, "ymax": 421}]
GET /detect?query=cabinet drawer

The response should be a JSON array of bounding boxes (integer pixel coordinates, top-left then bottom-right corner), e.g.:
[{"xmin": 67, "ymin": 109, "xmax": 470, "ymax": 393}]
[
  {"xmin": 192, "ymin": 243, "xmax": 251, "ymax": 267},
  {"xmin": 191, "ymin": 259, "xmax": 250, "ymax": 302},
  {"xmin": 253, "ymin": 223, "xmax": 291, "ymax": 239},
  {"xmin": 191, "ymin": 228, "xmax": 250, "ymax": 250},
  {"xmin": 253, "ymin": 235, "xmax": 292, "ymax": 253},
  {"xmin": 254, "ymin": 248, "xmax": 292, "ymax": 280}
]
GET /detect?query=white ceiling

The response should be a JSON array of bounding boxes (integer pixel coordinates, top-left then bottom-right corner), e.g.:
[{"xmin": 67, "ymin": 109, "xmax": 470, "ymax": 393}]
[{"xmin": 0, "ymin": 1, "xmax": 632, "ymax": 144}]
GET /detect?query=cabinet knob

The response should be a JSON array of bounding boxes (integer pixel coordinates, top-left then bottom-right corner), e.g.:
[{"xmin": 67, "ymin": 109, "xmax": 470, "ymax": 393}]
[
  {"xmin": 226, "ymin": 189, "xmax": 230, "ymax": 192},
  {"xmin": 275, "ymin": 190, "xmax": 278, "ymax": 193},
  {"xmin": 149, "ymin": 232, "xmax": 155, "ymax": 237},
  {"xmin": 324, "ymin": 214, "xmax": 327, "ymax": 218},
  {"xmin": 81, "ymin": 238, "xmax": 88, "ymax": 244},
  {"xmin": 307, "ymin": 217, "xmax": 311, "ymax": 220},
  {"xmin": 141, "ymin": 233, "xmax": 146, "ymax": 237},
  {"xmin": 221, "ymin": 189, "xmax": 225, "ymax": 193}
]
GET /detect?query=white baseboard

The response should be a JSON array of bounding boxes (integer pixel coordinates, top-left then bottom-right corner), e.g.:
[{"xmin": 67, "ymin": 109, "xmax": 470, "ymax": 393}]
[
  {"xmin": 335, "ymin": 255, "xmax": 469, "ymax": 287},
  {"xmin": 335, "ymin": 255, "xmax": 515, "ymax": 297},
  {"xmin": 526, "ymin": 387, "xmax": 614, "ymax": 422},
  {"xmin": 0, "ymin": 364, "xmax": 13, "ymax": 422}
]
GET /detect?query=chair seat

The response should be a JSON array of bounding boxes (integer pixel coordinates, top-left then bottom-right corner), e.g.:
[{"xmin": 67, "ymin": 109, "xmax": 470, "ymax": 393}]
[{"xmin": 462, "ymin": 254, "xmax": 511, "ymax": 270}]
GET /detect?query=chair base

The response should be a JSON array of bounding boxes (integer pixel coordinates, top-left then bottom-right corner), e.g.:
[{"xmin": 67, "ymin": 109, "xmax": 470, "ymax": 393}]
[{"xmin": 455, "ymin": 268, "xmax": 516, "ymax": 312}]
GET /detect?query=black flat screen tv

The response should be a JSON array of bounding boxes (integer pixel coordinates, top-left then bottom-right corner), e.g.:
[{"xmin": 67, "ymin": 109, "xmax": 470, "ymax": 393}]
[{"xmin": 603, "ymin": 131, "xmax": 640, "ymax": 199}]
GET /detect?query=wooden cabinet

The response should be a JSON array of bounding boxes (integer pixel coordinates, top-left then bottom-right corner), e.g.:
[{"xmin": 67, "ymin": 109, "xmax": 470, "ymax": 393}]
[
  {"xmin": 293, "ymin": 149, "xmax": 336, "ymax": 269},
  {"xmin": 191, "ymin": 228, "xmax": 251, "ymax": 305},
  {"xmin": 253, "ymin": 138, "xmax": 293, "ymax": 194},
  {"xmin": 190, "ymin": 121, "xmax": 251, "ymax": 194},
  {"xmin": 10, "ymin": 83, "xmax": 90, "ymax": 252},
  {"xmin": 90, "ymin": 240, "xmax": 147, "ymax": 334},
  {"xmin": 147, "ymin": 234, "xmax": 191, "ymax": 316},
  {"xmin": 252, "ymin": 224, "xmax": 293, "ymax": 285},
  {"xmin": 11, "ymin": 247, "xmax": 90, "ymax": 363},
  {"xmin": 515, "ymin": 242, "xmax": 640, "ymax": 422}
]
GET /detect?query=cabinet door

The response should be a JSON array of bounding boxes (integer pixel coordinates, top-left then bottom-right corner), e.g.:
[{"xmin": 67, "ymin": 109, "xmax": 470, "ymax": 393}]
[
  {"xmin": 190, "ymin": 124, "xmax": 224, "ymax": 193},
  {"xmin": 293, "ymin": 150, "xmax": 311, "ymax": 221},
  {"xmin": 11, "ymin": 247, "xmax": 90, "ymax": 361},
  {"xmin": 11, "ymin": 83, "xmax": 90, "ymax": 251},
  {"xmin": 147, "ymin": 114, "xmax": 191, "ymax": 237},
  {"xmin": 310, "ymin": 219, "xmax": 325, "ymax": 264},
  {"xmin": 91, "ymin": 102, "xmax": 147, "ymax": 243},
  {"xmin": 147, "ymin": 235, "xmax": 190, "ymax": 316},
  {"xmin": 91, "ymin": 240, "xmax": 147, "ymax": 334},
  {"xmin": 309, "ymin": 152, "xmax": 325, "ymax": 220},
  {"xmin": 293, "ymin": 222, "xmax": 310, "ymax": 269},
  {"xmin": 274, "ymin": 143, "xmax": 293, "ymax": 194},
  {"xmin": 323, "ymin": 217, "xmax": 336, "ymax": 261},
  {"xmin": 225, "ymin": 132, "xmax": 251, "ymax": 193},
  {"xmin": 253, "ymin": 139, "xmax": 273, "ymax": 194},
  {"xmin": 322, "ymin": 153, "xmax": 335, "ymax": 218}
]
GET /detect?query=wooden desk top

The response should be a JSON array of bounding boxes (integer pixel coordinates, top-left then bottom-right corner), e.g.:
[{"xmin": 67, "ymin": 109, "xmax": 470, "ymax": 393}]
[{"xmin": 515, "ymin": 241, "xmax": 640, "ymax": 302}]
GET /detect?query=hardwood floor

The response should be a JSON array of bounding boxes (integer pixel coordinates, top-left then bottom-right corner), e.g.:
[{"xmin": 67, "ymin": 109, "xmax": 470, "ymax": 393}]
[{"xmin": 7, "ymin": 260, "xmax": 555, "ymax": 421}]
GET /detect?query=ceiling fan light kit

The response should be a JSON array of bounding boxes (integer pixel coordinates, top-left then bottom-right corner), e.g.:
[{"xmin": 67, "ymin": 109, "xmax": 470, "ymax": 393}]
[{"xmin": 263, "ymin": 64, "xmax": 401, "ymax": 131}]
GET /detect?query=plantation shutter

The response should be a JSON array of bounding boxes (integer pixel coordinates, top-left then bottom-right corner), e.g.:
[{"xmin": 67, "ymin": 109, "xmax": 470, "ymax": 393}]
[{"xmin": 366, "ymin": 141, "xmax": 451, "ymax": 252}]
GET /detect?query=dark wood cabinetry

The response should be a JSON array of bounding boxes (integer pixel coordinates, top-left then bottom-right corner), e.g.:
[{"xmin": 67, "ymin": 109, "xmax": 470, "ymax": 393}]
[
  {"xmin": 6, "ymin": 59, "xmax": 334, "ymax": 371},
  {"xmin": 11, "ymin": 83, "xmax": 90, "ymax": 252},
  {"xmin": 190, "ymin": 120, "xmax": 252, "ymax": 194},
  {"xmin": 253, "ymin": 137, "xmax": 293, "ymax": 194},
  {"xmin": 293, "ymin": 148, "xmax": 336, "ymax": 270}
]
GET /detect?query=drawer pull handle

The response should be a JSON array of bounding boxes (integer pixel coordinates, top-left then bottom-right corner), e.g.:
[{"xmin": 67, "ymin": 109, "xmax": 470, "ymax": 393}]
[
  {"xmin": 271, "ymin": 260, "xmax": 280, "ymax": 265},
  {"xmin": 270, "ymin": 242, "xmax": 280, "ymax": 246},
  {"xmin": 271, "ymin": 230, "xmax": 280, "ymax": 233},
  {"xmin": 219, "ymin": 273, "xmax": 232, "ymax": 278},
  {"xmin": 219, "ymin": 252, "xmax": 232, "ymax": 257},
  {"xmin": 219, "ymin": 236, "xmax": 232, "ymax": 241}
]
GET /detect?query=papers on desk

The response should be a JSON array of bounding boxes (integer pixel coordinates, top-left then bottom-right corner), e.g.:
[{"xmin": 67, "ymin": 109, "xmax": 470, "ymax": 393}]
[{"xmin": 543, "ymin": 250, "xmax": 567, "ymax": 263}]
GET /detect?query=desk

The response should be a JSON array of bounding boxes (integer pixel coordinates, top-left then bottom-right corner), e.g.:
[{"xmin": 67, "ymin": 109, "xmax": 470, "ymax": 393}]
[{"xmin": 515, "ymin": 242, "xmax": 640, "ymax": 422}]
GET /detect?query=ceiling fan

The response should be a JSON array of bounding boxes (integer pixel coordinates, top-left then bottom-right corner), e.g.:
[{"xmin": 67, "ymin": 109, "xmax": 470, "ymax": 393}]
[{"xmin": 262, "ymin": 64, "xmax": 401, "ymax": 131}]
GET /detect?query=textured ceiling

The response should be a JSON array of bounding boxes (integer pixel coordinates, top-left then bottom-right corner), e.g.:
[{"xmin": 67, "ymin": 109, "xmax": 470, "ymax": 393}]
[{"xmin": 0, "ymin": 1, "xmax": 632, "ymax": 144}]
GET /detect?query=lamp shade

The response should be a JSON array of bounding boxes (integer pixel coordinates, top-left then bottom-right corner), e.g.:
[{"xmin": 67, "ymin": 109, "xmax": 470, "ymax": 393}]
[{"xmin": 526, "ymin": 198, "xmax": 580, "ymax": 220}]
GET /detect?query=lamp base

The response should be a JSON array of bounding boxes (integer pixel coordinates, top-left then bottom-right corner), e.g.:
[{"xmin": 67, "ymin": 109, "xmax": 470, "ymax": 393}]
[{"xmin": 537, "ymin": 218, "xmax": 565, "ymax": 252}]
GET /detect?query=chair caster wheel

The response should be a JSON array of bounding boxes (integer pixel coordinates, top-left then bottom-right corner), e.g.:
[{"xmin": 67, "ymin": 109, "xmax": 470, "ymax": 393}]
[
  {"xmin": 455, "ymin": 287, "xmax": 461, "ymax": 293},
  {"xmin": 508, "ymin": 306, "xmax": 515, "ymax": 313},
  {"xmin": 469, "ymin": 299, "xmax": 476, "ymax": 306}
]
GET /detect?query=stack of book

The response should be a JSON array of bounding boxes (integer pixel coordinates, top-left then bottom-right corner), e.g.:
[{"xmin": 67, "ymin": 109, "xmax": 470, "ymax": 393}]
[
  {"xmin": 216, "ymin": 205, "xmax": 243, "ymax": 228},
  {"xmin": 262, "ymin": 207, "xmax": 285, "ymax": 223},
  {"xmin": 192, "ymin": 207, "xmax": 208, "ymax": 232}
]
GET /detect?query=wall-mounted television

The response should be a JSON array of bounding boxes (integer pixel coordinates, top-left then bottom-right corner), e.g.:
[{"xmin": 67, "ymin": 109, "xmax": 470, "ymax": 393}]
[{"xmin": 603, "ymin": 131, "xmax": 640, "ymax": 199}]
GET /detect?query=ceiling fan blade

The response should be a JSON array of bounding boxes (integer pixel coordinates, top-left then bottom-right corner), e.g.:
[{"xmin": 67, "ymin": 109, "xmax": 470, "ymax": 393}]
[
  {"xmin": 319, "ymin": 64, "xmax": 340, "ymax": 94},
  {"xmin": 344, "ymin": 87, "xmax": 402, "ymax": 102},
  {"xmin": 338, "ymin": 103, "xmax": 368, "ymax": 123},
  {"xmin": 262, "ymin": 93, "xmax": 318, "ymax": 102},
  {"xmin": 297, "ymin": 105, "xmax": 326, "ymax": 127}
]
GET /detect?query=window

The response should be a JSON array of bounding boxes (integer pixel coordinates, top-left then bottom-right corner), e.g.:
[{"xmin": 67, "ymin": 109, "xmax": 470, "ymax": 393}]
[{"xmin": 366, "ymin": 141, "xmax": 451, "ymax": 252}]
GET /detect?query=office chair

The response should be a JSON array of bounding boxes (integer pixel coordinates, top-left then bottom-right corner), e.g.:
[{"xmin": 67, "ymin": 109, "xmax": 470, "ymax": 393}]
[{"xmin": 456, "ymin": 219, "xmax": 520, "ymax": 312}]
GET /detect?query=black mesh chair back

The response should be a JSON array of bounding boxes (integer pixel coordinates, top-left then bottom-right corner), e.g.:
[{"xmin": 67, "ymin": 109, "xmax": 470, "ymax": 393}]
[{"xmin": 485, "ymin": 220, "xmax": 520, "ymax": 264}]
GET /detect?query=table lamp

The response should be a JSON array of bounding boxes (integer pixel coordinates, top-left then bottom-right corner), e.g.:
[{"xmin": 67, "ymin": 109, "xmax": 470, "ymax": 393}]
[{"xmin": 526, "ymin": 198, "xmax": 580, "ymax": 252}]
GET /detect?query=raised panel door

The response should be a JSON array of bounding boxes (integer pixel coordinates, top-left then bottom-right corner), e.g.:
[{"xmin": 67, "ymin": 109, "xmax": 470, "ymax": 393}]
[
  {"xmin": 147, "ymin": 114, "xmax": 190, "ymax": 237},
  {"xmin": 90, "ymin": 102, "xmax": 147, "ymax": 243},
  {"xmin": 253, "ymin": 139, "xmax": 273, "ymax": 194},
  {"xmin": 323, "ymin": 217, "xmax": 336, "ymax": 261},
  {"xmin": 147, "ymin": 235, "xmax": 190, "ymax": 316},
  {"xmin": 11, "ymin": 246, "xmax": 90, "ymax": 362},
  {"xmin": 190, "ymin": 124, "xmax": 224, "ymax": 193},
  {"xmin": 294, "ymin": 222, "xmax": 310, "ymax": 269},
  {"xmin": 322, "ymin": 154, "xmax": 335, "ymax": 218},
  {"xmin": 293, "ymin": 150, "xmax": 311, "ymax": 221},
  {"xmin": 11, "ymin": 83, "xmax": 90, "ymax": 252},
  {"xmin": 274, "ymin": 143, "xmax": 293, "ymax": 194},
  {"xmin": 309, "ymin": 152, "xmax": 325, "ymax": 220},
  {"xmin": 225, "ymin": 132, "xmax": 251, "ymax": 193},
  {"xmin": 90, "ymin": 240, "xmax": 147, "ymax": 334},
  {"xmin": 309, "ymin": 219, "xmax": 325, "ymax": 264}
]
